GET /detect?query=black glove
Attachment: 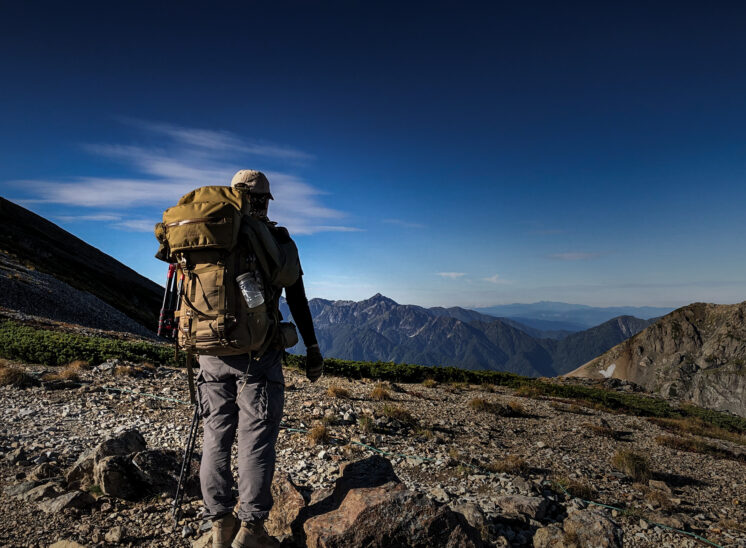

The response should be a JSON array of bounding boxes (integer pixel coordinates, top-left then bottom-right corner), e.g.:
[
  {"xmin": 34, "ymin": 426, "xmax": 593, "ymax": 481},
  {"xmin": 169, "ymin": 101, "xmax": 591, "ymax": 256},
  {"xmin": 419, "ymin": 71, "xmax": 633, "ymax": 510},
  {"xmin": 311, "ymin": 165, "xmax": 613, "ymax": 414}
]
[{"xmin": 306, "ymin": 344, "xmax": 324, "ymax": 382}]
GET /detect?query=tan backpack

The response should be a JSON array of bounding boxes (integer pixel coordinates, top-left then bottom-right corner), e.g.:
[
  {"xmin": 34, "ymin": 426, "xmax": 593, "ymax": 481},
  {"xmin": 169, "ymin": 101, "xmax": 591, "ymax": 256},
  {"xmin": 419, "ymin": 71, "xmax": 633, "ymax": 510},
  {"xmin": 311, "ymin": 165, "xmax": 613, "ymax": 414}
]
[{"xmin": 154, "ymin": 186, "xmax": 300, "ymax": 356}]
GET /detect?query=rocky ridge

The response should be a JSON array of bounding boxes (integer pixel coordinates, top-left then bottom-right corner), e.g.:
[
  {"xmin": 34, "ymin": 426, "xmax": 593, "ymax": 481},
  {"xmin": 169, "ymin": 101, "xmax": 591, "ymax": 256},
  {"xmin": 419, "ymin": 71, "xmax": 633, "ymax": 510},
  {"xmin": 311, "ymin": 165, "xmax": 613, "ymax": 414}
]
[
  {"xmin": 570, "ymin": 301, "xmax": 746, "ymax": 417},
  {"xmin": 1, "ymin": 357, "xmax": 744, "ymax": 547}
]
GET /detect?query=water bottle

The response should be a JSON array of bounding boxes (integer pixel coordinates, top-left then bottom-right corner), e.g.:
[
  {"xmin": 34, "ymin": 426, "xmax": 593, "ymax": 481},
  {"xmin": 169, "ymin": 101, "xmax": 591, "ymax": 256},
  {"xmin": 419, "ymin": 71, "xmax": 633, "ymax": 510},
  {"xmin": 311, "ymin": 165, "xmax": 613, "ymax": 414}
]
[{"xmin": 236, "ymin": 271, "xmax": 264, "ymax": 308}]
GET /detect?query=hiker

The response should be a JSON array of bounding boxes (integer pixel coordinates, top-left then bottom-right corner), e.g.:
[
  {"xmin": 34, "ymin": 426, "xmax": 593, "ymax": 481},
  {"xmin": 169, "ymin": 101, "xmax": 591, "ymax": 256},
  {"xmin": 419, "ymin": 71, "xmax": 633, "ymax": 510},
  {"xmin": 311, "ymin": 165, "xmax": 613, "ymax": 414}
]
[{"xmin": 197, "ymin": 170, "xmax": 324, "ymax": 547}]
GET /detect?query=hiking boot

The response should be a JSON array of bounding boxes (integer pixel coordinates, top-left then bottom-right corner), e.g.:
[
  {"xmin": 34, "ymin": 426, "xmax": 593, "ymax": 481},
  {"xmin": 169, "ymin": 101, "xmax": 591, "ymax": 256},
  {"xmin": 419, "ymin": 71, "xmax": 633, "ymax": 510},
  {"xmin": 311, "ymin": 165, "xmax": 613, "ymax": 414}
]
[
  {"xmin": 231, "ymin": 520, "xmax": 279, "ymax": 548},
  {"xmin": 212, "ymin": 512, "xmax": 239, "ymax": 548}
]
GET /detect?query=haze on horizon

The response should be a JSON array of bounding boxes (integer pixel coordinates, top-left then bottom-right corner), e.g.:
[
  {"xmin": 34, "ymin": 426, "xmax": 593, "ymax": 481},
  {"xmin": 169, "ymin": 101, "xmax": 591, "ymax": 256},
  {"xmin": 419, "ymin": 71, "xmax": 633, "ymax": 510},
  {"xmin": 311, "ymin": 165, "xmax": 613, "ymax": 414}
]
[{"xmin": 1, "ymin": 2, "xmax": 745, "ymax": 310}]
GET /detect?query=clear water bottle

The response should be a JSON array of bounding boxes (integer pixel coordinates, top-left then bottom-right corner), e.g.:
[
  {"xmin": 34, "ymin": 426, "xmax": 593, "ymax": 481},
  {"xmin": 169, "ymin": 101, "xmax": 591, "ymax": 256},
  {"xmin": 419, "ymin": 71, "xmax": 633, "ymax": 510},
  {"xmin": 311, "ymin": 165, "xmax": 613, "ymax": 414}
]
[{"xmin": 236, "ymin": 271, "xmax": 264, "ymax": 308}]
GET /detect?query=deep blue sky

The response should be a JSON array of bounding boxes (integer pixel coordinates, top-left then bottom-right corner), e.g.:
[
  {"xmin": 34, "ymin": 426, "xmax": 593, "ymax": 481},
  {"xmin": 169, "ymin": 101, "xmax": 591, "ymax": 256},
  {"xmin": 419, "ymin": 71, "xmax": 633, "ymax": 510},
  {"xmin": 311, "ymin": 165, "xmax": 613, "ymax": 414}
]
[{"xmin": 2, "ymin": 1, "xmax": 745, "ymax": 307}]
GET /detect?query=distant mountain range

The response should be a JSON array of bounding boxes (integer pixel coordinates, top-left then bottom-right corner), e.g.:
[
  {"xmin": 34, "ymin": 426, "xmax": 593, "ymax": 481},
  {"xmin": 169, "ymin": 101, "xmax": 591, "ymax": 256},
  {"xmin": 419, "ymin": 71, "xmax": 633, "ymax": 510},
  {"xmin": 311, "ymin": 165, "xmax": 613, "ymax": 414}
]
[
  {"xmin": 570, "ymin": 301, "xmax": 746, "ymax": 417},
  {"xmin": 473, "ymin": 301, "xmax": 672, "ymax": 329},
  {"xmin": 281, "ymin": 294, "xmax": 654, "ymax": 377}
]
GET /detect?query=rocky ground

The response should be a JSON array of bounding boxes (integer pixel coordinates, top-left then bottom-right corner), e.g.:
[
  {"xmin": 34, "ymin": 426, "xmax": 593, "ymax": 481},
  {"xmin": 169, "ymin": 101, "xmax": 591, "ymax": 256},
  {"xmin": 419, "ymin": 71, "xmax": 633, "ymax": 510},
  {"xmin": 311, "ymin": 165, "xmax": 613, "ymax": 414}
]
[
  {"xmin": 1, "ymin": 358, "xmax": 745, "ymax": 547},
  {"xmin": 0, "ymin": 252, "xmax": 155, "ymax": 338}
]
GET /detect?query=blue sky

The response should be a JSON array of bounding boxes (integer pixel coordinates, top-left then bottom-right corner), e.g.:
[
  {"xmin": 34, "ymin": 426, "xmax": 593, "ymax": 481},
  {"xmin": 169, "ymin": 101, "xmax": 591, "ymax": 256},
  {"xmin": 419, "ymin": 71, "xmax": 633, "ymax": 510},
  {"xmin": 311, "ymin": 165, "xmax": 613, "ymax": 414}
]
[{"xmin": 1, "ymin": 1, "xmax": 745, "ymax": 308}]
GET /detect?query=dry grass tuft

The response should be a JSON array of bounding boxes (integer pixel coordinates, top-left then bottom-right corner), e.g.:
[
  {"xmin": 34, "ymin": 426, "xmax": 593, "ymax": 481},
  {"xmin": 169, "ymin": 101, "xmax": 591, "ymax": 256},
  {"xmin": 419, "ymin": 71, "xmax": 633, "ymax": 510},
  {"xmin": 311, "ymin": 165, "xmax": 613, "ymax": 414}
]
[
  {"xmin": 507, "ymin": 400, "xmax": 526, "ymax": 416},
  {"xmin": 66, "ymin": 360, "xmax": 91, "ymax": 371},
  {"xmin": 370, "ymin": 383, "xmax": 391, "ymax": 401},
  {"xmin": 552, "ymin": 475, "xmax": 597, "ymax": 500},
  {"xmin": 469, "ymin": 397, "xmax": 529, "ymax": 418},
  {"xmin": 327, "ymin": 385, "xmax": 351, "ymax": 399},
  {"xmin": 357, "ymin": 415, "xmax": 376, "ymax": 433},
  {"xmin": 139, "ymin": 361, "xmax": 157, "ymax": 372},
  {"xmin": 308, "ymin": 424, "xmax": 330, "ymax": 445},
  {"xmin": 114, "ymin": 365, "xmax": 138, "ymax": 377},
  {"xmin": 486, "ymin": 455, "xmax": 529, "ymax": 475},
  {"xmin": 611, "ymin": 450, "xmax": 651, "ymax": 482},
  {"xmin": 468, "ymin": 397, "xmax": 492, "ymax": 412},
  {"xmin": 421, "ymin": 378, "xmax": 438, "ymax": 388},
  {"xmin": 0, "ymin": 366, "xmax": 37, "ymax": 388},
  {"xmin": 42, "ymin": 366, "xmax": 80, "ymax": 382},
  {"xmin": 413, "ymin": 427, "xmax": 435, "ymax": 440},
  {"xmin": 514, "ymin": 384, "xmax": 544, "ymax": 399},
  {"xmin": 585, "ymin": 423, "xmax": 625, "ymax": 440},
  {"xmin": 644, "ymin": 488, "xmax": 673, "ymax": 511},
  {"xmin": 382, "ymin": 404, "xmax": 416, "ymax": 425}
]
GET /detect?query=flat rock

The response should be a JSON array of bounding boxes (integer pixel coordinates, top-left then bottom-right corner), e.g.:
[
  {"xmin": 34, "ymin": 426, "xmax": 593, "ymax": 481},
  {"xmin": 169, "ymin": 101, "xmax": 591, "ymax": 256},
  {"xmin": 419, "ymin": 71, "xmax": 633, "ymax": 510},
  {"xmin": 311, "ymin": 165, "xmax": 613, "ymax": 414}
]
[
  {"xmin": 494, "ymin": 495, "xmax": 549, "ymax": 520},
  {"xmin": 534, "ymin": 508, "xmax": 623, "ymax": 548},
  {"xmin": 39, "ymin": 490, "xmax": 95, "ymax": 514},
  {"xmin": 20, "ymin": 481, "xmax": 59, "ymax": 502}
]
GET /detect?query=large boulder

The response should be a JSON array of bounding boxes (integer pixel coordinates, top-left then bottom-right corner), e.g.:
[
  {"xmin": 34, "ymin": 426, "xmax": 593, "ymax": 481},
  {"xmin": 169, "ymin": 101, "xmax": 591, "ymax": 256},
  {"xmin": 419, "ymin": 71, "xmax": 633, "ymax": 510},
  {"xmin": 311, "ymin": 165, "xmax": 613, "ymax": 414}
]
[
  {"xmin": 132, "ymin": 448, "xmax": 200, "ymax": 498},
  {"xmin": 303, "ymin": 486, "xmax": 483, "ymax": 547},
  {"xmin": 265, "ymin": 474, "xmax": 307, "ymax": 540},
  {"xmin": 66, "ymin": 429, "xmax": 147, "ymax": 489},
  {"xmin": 298, "ymin": 455, "xmax": 483, "ymax": 548},
  {"xmin": 533, "ymin": 509, "xmax": 623, "ymax": 548},
  {"xmin": 94, "ymin": 455, "xmax": 142, "ymax": 500}
]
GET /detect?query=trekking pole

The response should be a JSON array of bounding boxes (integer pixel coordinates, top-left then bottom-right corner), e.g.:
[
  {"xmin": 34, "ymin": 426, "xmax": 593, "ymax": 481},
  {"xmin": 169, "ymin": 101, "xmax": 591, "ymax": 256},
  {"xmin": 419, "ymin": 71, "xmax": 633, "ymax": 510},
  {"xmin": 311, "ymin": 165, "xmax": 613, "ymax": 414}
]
[
  {"xmin": 158, "ymin": 264, "xmax": 176, "ymax": 337},
  {"xmin": 172, "ymin": 401, "xmax": 201, "ymax": 529}
]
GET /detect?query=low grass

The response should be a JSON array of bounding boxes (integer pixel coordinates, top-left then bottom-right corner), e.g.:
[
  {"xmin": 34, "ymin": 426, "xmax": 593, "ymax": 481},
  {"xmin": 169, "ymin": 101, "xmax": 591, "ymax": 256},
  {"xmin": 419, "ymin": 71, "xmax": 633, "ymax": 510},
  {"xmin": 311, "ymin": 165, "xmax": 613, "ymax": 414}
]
[
  {"xmin": 485, "ymin": 455, "xmax": 529, "ymax": 475},
  {"xmin": 648, "ymin": 416, "xmax": 746, "ymax": 446},
  {"xmin": 421, "ymin": 378, "xmax": 438, "ymax": 388},
  {"xmin": 611, "ymin": 450, "xmax": 652, "ymax": 482},
  {"xmin": 327, "ymin": 385, "xmax": 351, "ymax": 399},
  {"xmin": 655, "ymin": 435, "xmax": 746, "ymax": 462},
  {"xmin": 0, "ymin": 366, "xmax": 38, "ymax": 388},
  {"xmin": 307, "ymin": 424, "xmax": 330, "ymax": 445},
  {"xmin": 370, "ymin": 383, "xmax": 391, "ymax": 401}
]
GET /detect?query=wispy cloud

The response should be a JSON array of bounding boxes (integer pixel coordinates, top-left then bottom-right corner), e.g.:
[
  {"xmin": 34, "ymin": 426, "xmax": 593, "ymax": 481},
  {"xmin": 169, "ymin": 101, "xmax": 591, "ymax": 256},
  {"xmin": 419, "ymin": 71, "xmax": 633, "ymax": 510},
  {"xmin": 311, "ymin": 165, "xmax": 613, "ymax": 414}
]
[
  {"xmin": 56, "ymin": 213, "xmax": 123, "ymax": 222},
  {"xmin": 548, "ymin": 252, "xmax": 600, "ymax": 261},
  {"xmin": 436, "ymin": 272, "xmax": 466, "ymax": 279},
  {"xmin": 382, "ymin": 218, "xmax": 425, "ymax": 229},
  {"xmin": 9, "ymin": 121, "xmax": 357, "ymax": 235},
  {"xmin": 121, "ymin": 118, "xmax": 314, "ymax": 160},
  {"xmin": 482, "ymin": 274, "xmax": 510, "ymax": 284},
  {"xmin": 113, "ymin": 219, "xmax": 158, "ymax": 232}
]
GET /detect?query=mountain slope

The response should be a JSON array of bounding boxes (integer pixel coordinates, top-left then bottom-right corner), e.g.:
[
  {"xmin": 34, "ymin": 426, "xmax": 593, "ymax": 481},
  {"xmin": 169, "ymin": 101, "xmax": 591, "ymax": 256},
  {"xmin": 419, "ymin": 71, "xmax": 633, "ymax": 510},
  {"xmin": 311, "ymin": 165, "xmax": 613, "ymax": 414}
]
[
  {"xmin": 568, "ymin": 302, "xmax": 746, "ymax": 417},
  {"xmin": 0, "ymin": 197, "xmax": 162, "ymax": 331},
  {"xmin": 544, "ymin": 316, "xmax": 654, "ymax": 375}
]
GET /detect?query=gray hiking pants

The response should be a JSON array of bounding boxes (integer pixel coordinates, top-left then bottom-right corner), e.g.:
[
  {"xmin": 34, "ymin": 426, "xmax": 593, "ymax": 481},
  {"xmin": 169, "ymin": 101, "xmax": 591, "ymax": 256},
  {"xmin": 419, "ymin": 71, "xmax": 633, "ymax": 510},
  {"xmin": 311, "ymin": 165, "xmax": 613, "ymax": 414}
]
[{"xmin": 197, "ymin": 350, "xmax": 284, "ymax": 522}]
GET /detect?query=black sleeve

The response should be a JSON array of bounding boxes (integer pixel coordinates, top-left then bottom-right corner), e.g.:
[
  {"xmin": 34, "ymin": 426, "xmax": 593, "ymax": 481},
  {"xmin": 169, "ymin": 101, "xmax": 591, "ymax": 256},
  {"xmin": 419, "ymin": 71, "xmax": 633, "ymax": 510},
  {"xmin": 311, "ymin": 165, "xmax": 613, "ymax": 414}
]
[{"xmin": 285, "ymin": 274, "xmax": 318, "ymax": 347}]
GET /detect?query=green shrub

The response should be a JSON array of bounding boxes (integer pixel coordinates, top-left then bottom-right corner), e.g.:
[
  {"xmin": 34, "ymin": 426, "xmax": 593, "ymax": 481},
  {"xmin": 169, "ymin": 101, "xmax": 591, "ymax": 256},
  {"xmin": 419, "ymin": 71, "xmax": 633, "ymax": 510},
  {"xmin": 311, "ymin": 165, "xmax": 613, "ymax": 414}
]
[{"xmin": 0, "ymin": 320, "xmax": 180, "ymax": 367}]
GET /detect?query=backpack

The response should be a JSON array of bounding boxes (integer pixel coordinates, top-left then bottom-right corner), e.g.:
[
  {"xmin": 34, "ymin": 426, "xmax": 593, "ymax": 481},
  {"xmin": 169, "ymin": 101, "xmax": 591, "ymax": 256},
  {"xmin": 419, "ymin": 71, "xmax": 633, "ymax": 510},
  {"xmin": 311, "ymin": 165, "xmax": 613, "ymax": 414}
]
[{"xmin": 154, "ymin": 186, "xmax": 300, "ymax": 356}]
